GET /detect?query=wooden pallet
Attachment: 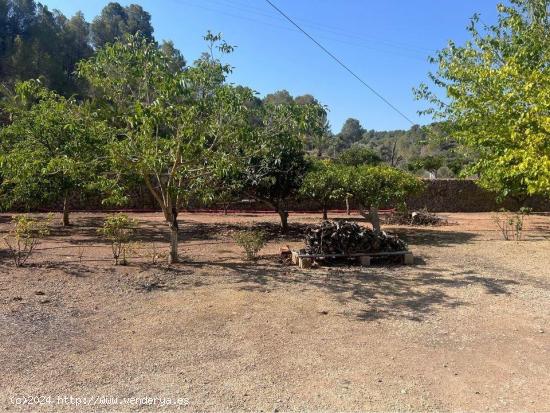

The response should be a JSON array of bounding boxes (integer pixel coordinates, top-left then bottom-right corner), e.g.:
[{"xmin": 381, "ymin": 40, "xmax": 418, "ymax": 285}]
[{"xmin": 291, "ymin": 250, "xmax": 414, "ymax": 269}]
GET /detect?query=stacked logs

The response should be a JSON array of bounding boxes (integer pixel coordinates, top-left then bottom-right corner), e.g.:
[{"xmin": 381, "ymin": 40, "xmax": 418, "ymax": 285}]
[{"xmin": 304, "ymin": 220, "xmax": 407, "ymax": 256}]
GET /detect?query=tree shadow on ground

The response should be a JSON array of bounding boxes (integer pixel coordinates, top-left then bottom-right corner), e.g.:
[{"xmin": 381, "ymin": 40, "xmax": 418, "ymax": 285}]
[
  {"xmin": 45, "ymin": 219, "xmax": 310, "ymax": 246},
  {"xmin": 40, "ymin": 261, "xmax": 98, "ymax": 277},
  {"xmin": 179, "ymin": 222, "xmax": 310, "ymax": 242},
  {"xmin": 47, "ymin": 221, "xmax": 170, "ymax": 246},
  {"xmin": 180, "ymin": 252, "xmax": 519, "ymax": 322},
  {"xmin": 393, "ymin": 228, "xmax": 478, "ymax": 246}
]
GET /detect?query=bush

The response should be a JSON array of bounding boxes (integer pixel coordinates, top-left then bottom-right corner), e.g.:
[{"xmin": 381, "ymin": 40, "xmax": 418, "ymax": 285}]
[
  {"xmin": 492, "ymin": 207, "xmax": 531, "ymax": 241},
  {"xmin": 98, "ymin": 214, "xmax": 138, "ymax": 265},
  {"xmin": 3, "ymin": 214, "xmax": 52, "ymax": 267},
  {"xmin": 233, "ymin": 230, "xmax": 267, "ymax": 260}
]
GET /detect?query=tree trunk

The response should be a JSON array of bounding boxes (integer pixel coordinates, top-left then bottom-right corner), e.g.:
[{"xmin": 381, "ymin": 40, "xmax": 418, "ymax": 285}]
[
  {"xmin": 278, "ymin": 209, "xmax": 289, "ymax": 234},
  {"xmin": 322, "ymin": 206, "xmax": 328, "ymax": 220},
  {"xmin": 345, "ymin": 196, "xmax": 350, "ymax": 215},
  {"xmin": 167, "ymin": 207, "xmax": 179, "ymax": 264},
  {"xmin": 370, "ymin": 206, "xmax": 381, "ymax": 234},
  {"xmin": 62, "ymin": 196, "xmax": 70, "ymax": 227}
]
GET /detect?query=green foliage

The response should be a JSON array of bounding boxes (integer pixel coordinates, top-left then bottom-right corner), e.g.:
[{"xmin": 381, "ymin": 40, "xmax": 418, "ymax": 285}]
[
  {"xmin": 262, "ymin": 90, "xmax": 331, "ymax": 158},
  {"xmin": 238, "ymin": 101, "xmax": 326, "ymax": 231},
  {"xmin": 0, "ymin": 80, "xmax": 110, "ymax": 223},
  {"xmin": 90, "ymin": 2, "xmax": 154, "ymax": 48},
  {"xmin": 416, "ymin": 0, "xmax": 550, "ymax": 199},
  {"xmin": 347, "ymin": 165, "xmax": 424, "ymax": 209},
  {"xmin": 98, "ymin": 213, "xmax": 138, "ymax": 265},
  {"xmin": 336, "ymin": 146, "xmax": 382, "ymax": 166},
  {"xmin": 3, "ymin": 214, "xmax": 52, "ymax": 267},
  {"xmin": 337, "ymin": 118, "xmax": 364, "ymax": 149},
  {"xmin": 233, "ymin": 230, "xmax": 267, "ymax": 260},
  {"xmin": 492, "ymin": 207, "xmax": 532, "ymax": 240},
  {"xmin": 407, "ymin": 155, "xmax": 445, "ymax": 177},
  {"xmin": 263, "ymin": 90, "xmax": 294, "ymax": 106},
  {"xmin": 0, "ymin": 1, "xmax": 93, "ymax": 96},
  {"xmin": 300, "ymin": 160, "xmax": 347, "ymax": 216},
  {"xmin": 78, "ymin": 33, "xmax": 255, "ymax": 262}
]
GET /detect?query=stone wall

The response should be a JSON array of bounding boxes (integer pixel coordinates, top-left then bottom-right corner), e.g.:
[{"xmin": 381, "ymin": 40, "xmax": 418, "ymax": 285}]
[
  {"xmin": 405, "ymin": 179, "xmax": 550, "ymax": 212},
  {"xmin": 26, "ymin": 179, "xmax": 550, "ymax": 213}
]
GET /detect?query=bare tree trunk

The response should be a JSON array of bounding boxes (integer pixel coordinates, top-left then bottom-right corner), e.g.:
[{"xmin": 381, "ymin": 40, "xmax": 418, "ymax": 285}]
[
  {"xmin": 322, "ymin": 206, "xmax": 328, "ymax": 220},
  {"xmin": 168, "ymin": 207, "xmax": 179, "ymax": 264},
  {"xmin": 62, "ymin": 195, "xmax": 70, "ymax": 227},
  {"xmin": 345, "ymin": 196, "xmax": 350, "ymax": 215},
  {"xmin": 370, "ymin": 206, "xmax": 381, "ymax": 234},
  {"xmin": 357, "ymin": 205, "xmax": 381, "ymax": 234},
  {"xmin": 278, "ymin": 209, "xmax": 289, "ymax": 234}
]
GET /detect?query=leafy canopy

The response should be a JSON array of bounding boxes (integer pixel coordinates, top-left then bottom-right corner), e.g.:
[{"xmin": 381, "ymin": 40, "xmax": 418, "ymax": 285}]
[
  {"xmin": 239, "ymin": 101, "xmax": 326, "ymax": 210},
  {"xmin": 300, "ymin": 160, "xmax": 347, "ymax": 208},
  {"xmin": 0, "ymin": 80, "xmax": 109, "ymax": 210},
  {"xmin": 336, "ymin": 146, "xmax": 382, "ymax": 166},
  {"xmin": 347, "ymin": 165, "xmax": 424, "ymax": 209},
  {"xmin": 78, "ymin": 33, "xmax": 255, "ymax": 216},
  {"xmin": 416, "ymin": 0, "xmax": 550, "ymax": 199}
]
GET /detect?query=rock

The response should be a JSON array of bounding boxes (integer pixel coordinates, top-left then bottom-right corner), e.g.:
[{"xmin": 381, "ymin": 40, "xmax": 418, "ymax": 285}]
[{"xmin": 35, "ymin": 291, "xmax": 45, "ymax": 296}]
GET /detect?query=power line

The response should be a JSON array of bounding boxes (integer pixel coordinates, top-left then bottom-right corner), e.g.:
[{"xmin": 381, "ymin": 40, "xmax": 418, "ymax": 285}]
[
  {"xmin": 263, "ymin": 0, "xmax": 416, "ymax": 126},
  {"xmin": 176, "ymin": 0, "xmax": 428, "ymax": 61}
]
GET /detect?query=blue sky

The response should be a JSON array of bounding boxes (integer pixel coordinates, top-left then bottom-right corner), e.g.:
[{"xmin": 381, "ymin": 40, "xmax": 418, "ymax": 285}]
[{"xmin": 43, "ymin": 0, "xmax": 499, "ymax": 132}]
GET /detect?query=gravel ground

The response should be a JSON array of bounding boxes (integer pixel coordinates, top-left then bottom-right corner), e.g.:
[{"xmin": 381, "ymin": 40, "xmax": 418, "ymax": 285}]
[{"xmin": 0, "ymin": 211, "xmax": 549, "ymax": 412}]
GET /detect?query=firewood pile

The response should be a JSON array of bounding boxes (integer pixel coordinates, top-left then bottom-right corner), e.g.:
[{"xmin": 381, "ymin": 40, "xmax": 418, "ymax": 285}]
[
  {"xmin": 387, "ymin": 208, "xmax": 446, "ymax": 226},
  {"xmin": 304, "ymin": 220, "xmax": 407, "ymax": 256}
]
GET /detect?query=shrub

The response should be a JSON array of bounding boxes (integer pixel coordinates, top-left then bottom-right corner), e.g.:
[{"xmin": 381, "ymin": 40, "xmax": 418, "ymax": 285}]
[
  {"xmin": 3, "ymin": 214, "xmax": 52, "ymax": 267},
  {"xmin": 492, "ymin": 207, "xmax": 532, "ymax": 241},
  {"xmin": 233, "ymin": 230, "xmax": 267, "ymax": 260},
  {"xmin": 98, "ymin": 214, "xmax": 138, "ymax": 265}
]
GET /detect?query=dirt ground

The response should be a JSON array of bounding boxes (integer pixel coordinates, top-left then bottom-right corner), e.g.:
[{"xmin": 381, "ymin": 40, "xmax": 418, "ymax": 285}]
[{"xmin": 0, "ymin": 211, "xmax": 549, "ymax": 412}]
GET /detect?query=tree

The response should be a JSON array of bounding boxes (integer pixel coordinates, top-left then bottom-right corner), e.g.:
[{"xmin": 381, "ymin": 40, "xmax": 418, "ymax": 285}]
[
  {"xmin": 416, "ymin": 0, "xmax": 550, "ymax": 200},
  {"xmin": 379, "ymin": 141, "xmax": 403, "ymax": 167},
  {"xmin": 90, "ymin": 2, "xmax": 154, "ymax": 48},
  {"xmin": 300, "ymin": 160, "xmax": 347, "ymax": 219},
  {"xmin": 239, "ymin": 102, "xmax": 326, "ymax": 233},
  {"xmin": 160, "ymin": 40, "xmax": 186, "ymax": 73},
  {"xmin": 78, "ymin": 33, "xmax": 254, "ymax": 263},
  {"xmin": 407, "ymin": 155, "xmax": 444, "ymax": 178},
  {"xmin": 294, "ymin": 94, "xmax": 317, "ymax": 106},
  {"xmin": 338, "ymin": 118, "xmax": 364, "ymax": 149},
  {"xmin": 263, "ymin": 89, "xmax": 293, "ymax": 106},
  {"xmin": 347, "ymin": 165, "xmax": 424, "ymax": 233},
  {"xmin": 0, "ymin": 1, "xmax": 93, "ymax": 96},
  {"xmin": 0, "ymin": 80, "xmax": 109, "ymax": 225},
  {"xmin": 334, "ymin": 145, "xmax": 381, "ymax": 214},
  {"xmin": 336, "ymin": 146, "xmax": 381, "ymax": 166}
]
